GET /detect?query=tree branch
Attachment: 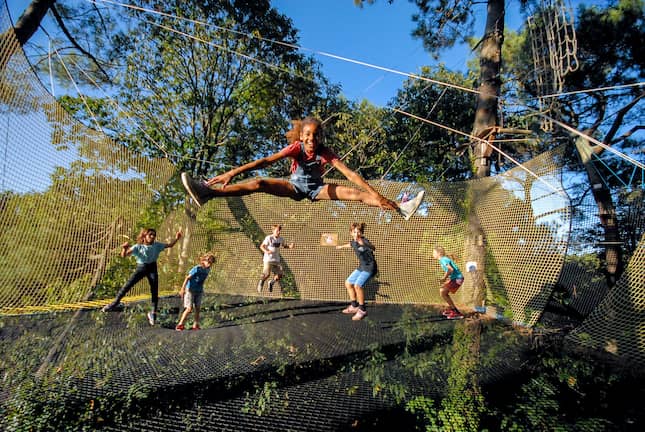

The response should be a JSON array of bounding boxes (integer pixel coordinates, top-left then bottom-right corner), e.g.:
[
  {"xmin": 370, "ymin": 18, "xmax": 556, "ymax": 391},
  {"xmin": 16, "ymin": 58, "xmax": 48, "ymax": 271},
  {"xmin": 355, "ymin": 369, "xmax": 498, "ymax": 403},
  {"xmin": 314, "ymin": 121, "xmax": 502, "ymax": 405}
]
[
  {"xmin": 602, "ymin": 91, "xmax": 645, "ymax": 145},
  {"xmin": 50, "ymin": 4, "xmax": 111, "ymax": 81},
  {"xmin": 611, "ymin": 125, "xmax": 644, "ymax": 145}
]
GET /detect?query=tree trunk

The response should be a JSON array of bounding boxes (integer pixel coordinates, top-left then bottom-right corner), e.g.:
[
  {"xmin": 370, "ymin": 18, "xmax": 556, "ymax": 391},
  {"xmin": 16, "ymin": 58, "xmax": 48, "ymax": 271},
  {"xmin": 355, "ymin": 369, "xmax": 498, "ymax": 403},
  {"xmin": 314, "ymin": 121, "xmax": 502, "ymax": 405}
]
[
  {"xmin": 0, "ymin": 0, "xmax": 53, "ymax": 70},
  {"xmin": 473, "ymin": 0, "xmax": 505, "ymax": 176},
  {"xmin": 574, "ymin": 136, "xmax": 624, "ymax": 287},
  {"xmin": 467, "ymin": 0, "xmax": 505, "ymax": 307}
]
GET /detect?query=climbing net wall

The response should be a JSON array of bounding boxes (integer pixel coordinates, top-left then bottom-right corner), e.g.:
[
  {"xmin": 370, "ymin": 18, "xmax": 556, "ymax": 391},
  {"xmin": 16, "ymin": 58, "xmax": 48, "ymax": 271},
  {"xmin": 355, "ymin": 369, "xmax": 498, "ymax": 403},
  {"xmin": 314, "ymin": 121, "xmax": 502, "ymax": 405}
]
[
  {"xmin": 0, "ymin": 9, "xmax": 575, "ymax": 329},
  {"xmin": 1, "ymin": 3, "xmax": 644, "ymax": 367},
  {"xmin": 527, "ymin": 0, "xmax": 579, "ymax": 131}
]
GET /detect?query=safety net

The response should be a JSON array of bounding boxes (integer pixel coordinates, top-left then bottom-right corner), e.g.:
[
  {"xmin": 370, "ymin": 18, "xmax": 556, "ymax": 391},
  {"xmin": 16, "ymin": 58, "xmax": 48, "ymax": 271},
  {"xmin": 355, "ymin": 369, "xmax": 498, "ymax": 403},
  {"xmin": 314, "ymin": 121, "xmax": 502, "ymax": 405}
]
[
  {"xmin": 1, "ymin": 3, "xmax": 645, "ymax": 429},
  {"xmin": 0, "ymin": 20, "xmax": 572, "ymax": 325}
]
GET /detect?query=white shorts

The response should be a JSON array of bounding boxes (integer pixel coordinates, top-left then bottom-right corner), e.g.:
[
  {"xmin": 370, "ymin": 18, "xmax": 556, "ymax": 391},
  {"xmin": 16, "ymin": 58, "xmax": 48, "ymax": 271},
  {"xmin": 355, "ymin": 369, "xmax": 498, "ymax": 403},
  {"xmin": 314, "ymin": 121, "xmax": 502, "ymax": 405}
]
[
  {"xmin": 262, "ymin": 261, "xmax": 283, "ymax": 277},
  {"xmin": 184, "ymin": 290, "xmax": 203, "ymax": 308}
]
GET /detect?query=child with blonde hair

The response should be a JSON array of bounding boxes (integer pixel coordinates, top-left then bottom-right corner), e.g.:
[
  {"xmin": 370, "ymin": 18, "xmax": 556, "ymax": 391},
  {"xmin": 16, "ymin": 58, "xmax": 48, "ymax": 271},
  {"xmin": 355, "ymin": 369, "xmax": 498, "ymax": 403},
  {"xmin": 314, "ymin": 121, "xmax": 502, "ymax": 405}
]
[
  {"xmin": 176, "ymin": 252, "xmax": 216, "ymax": 331},
  {"xmin": 432, "ymin": 246, "xmax": 464, "ymax": 320}
]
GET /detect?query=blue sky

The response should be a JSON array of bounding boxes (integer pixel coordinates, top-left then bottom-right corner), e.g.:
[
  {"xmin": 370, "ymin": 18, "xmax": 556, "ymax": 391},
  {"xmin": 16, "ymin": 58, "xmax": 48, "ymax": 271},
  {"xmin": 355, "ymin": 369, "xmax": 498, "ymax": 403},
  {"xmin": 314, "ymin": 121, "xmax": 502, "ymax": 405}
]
[
  {"xmin": 272, "ymin": 0, "xmax": 470, "ymax": 106},
  {"xmin": 272, "ymin": 0, "xmax": 602, "ymax": 107},
  {"xmin": 6, "ymin": 0, "xmax": 603, "ymax": 107}
]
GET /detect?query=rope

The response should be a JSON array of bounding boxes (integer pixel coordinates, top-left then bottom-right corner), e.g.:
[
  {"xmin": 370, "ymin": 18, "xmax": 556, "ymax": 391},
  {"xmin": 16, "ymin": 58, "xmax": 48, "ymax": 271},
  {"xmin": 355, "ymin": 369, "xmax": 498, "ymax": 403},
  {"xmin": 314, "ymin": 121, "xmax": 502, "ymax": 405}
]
[
  {"xmin": 84, "ymin": 0, "xmax": 643, "ymax": 178},
  {"xmin": 537, "ymin": 82, "xmax": 645, "ymax": 100},
  {"xmin": 88, "ymin": 0, "xmax": 482, "ymax": 97},
  {"xmin": 392, "ymin": 107, "xmax": 568, "ymax": 197},
  {"xmin": 51, "ymin": 46, "xmax": 104, "ymax": 134}
]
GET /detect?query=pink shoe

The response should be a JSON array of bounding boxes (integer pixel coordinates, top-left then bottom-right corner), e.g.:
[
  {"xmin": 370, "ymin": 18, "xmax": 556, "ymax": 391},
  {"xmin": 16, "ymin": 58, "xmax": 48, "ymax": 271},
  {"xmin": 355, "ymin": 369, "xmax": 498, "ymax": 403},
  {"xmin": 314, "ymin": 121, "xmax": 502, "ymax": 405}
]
[
  {"xmin": 175, "ymin": 324, "xmax": 185, "ymax": 331},
  {"xmin": 445, "ymin": 310, "xmax": 464, "ymax": 320},
  {"xmin": 191, "ymin": 324, "xmax": 201, "ymax": 330},
  {"xmin": 352, "ymin": 309, "xmax": 367, "ymax": 321},
  {"xmin": 442, "ymin": 309, "xmax": 454, "ymax": 317},
  {"xmin": 342, "ymin": 305, "xmax": 359, "ymax": 314}
]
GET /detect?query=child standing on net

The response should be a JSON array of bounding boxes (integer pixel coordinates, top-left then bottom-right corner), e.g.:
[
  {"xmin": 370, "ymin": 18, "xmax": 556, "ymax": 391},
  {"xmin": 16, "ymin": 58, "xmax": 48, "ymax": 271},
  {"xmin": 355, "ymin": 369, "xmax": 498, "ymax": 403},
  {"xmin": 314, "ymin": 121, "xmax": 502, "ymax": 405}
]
[
  {"xmin": 336, "ymin": 222, "xmax": 377, "ymax": 321},
  {"xmin": 176, "ymin": 252, "xmax": 216, "ymax": 331},
  {"xmin": 180, "ymin": 116, "xmax": 424, "ymax": 220},
  {"xmin": 257, "ymin": 224, "xmax": 294, "ymax": 293},
  {"xmin": 102, "ymin": 228, "xmax": 182, "ymax": 326},
  {"xmin": 432, "ymin": 246, "xmax": 464, "ymax": 320}
]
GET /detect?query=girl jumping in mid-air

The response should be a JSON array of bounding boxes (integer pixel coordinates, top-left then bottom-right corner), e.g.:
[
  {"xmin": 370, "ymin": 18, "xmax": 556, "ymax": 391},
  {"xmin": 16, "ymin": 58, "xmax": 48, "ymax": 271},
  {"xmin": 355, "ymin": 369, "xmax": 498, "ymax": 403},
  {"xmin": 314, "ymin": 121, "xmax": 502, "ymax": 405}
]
[
  {"xmin": 336, "ymin": 222, "xmax": 377, "ymax": 321},
  {"xmin": 180, "ymin": 116, "xmax": 424, "ymax": 220},
  {"xmin": 432, "ymin": 246, "xmax": 464, "ymax": 320},
  {"xmin": 102, "ymin": 228, "xmax": 182, "ymax": 326}
]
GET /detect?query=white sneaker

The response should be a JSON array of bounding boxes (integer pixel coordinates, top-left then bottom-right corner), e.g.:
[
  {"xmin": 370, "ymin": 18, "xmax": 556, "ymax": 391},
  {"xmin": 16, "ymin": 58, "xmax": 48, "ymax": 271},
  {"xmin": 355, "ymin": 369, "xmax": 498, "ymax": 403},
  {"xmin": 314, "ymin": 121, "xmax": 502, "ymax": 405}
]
[
  {"xmin": 352, "ymin": 309, "xmax": 367, "ymax": 321},
  {"xmin": 398, "ymin": 190, "xmax": 425, "ymax": 220},
  {"xmin": 147, "ymin": 311, "xmax": 156, "ymax": 326},
  {"xmin": 181, "ymin": 172, "xmax": 214, "ymax": 208},
  {"xmin": 342, "ymin": 305, "xmax": 359, "ymax": 314},
  {"xmin": 257, "ymin": 280, "xmax": 264, "ymax": 293}
]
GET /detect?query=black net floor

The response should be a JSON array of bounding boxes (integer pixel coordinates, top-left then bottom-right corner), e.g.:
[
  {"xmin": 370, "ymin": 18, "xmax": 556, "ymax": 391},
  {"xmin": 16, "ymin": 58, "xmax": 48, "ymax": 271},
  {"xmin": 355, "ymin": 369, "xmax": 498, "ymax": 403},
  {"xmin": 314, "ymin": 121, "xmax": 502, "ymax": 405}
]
[{"xmin": 1, "ymin": 295, "xmax": 496, "ymax": 430}]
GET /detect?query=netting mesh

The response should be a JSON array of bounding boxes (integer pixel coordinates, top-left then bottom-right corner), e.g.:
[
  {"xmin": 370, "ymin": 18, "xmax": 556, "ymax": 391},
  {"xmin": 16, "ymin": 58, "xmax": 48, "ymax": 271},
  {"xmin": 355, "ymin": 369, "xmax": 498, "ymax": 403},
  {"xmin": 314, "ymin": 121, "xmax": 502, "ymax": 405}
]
[
  {"xmin": 566, "ymin": 235, "xmax": 645, "ymax": 364},
  {"xmin": 1, "ymin": 3, "xmax": 645, "ymax": 370},
  {"xmin": 0, "ymin": 13, "xmax": 575, "ymax": 327},
  {"xmin": 527, "ymin": 0, "xmax": 579, "ymax": 131}
]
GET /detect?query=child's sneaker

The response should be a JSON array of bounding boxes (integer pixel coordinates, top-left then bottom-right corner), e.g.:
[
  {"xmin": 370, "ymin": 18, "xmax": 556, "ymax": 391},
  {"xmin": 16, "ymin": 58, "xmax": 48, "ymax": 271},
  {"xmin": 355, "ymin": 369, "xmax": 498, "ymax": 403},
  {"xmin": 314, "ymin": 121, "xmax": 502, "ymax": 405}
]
[
  {"xmin": 102, "ymin": 302, "xmax": 123, "ymax": 312},
  {"xmin": 342, "ymin": 305, "xmax": 359, "ymax": 314},
  {"xmin": 268, "ymin": 279, "xmax": 275, "ymax": 292},
  {"xmin": 191, "ymin": 324, "xmax": 201, "ymax": 330},
  {"xmin": 445, "ymin": 310, "xmax": 464, "ymax": 320},
  {"xmin": 181, "ymin": 172, "xmax": 215, "ymax": 207},
  {"xmin": 442, "ymin": 308, "xmax": 454, "ymax": 317},
  {"xmin": 352, "ymin": 309, "xmax": 367, "ymax": 321},
  {"xmin": 257, "ymin": 280, "xmax": 264, "ymax": 293},
  {"xmin": 175, "ymin": 324, "xmax": 185, "ymax": 331},
  {"xmin": 398, "ymin": 190, "xmax": 425, "ymax": 220},
  {"xmin": 147, "ymin": 312, "xmax": 156, "ymax": 326}
]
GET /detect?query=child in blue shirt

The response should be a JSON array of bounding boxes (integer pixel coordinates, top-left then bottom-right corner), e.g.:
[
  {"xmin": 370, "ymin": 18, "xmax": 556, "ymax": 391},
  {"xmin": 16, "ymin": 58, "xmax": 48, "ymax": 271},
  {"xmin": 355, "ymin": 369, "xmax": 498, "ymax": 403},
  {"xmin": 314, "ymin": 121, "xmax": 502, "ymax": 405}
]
[
  {"xmin": 176, "ymin": 252, "xmax": 216, "ymax": 331},
  {"xmin": 336, "ymin": 222, "xmax": 377, "ymax": 321},
  {"xmin": 432, "ymin": 246, "xmax": 465, "ymax": 320},
  {"xmin": 102, "ymin": 228, "xmax": 182, "ymax": 326}
]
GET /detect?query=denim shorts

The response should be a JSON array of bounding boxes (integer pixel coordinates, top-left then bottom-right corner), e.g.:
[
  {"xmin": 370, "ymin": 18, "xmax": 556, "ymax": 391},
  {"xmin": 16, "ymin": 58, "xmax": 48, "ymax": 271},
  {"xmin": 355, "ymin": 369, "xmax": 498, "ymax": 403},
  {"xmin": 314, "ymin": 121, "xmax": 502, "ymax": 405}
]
[
  {"xmin": 289, "ymin": 175, "xmax": 324, "ymax": 201},
  {"xmin": 346, "ymin": 269, "xmax": 374, "ymax": 287},
  {"xmin": 184, "ymin": 290, "xmax": 203, "ymax": 308}
]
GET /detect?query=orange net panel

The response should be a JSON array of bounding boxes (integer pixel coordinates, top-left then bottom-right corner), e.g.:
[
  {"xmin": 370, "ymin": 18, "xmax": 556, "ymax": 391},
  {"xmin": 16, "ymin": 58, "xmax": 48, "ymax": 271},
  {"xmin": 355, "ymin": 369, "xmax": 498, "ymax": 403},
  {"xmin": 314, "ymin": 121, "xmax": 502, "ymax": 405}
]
[{"xmin": 567, "ymin": 233, "xmax": 645, "ymax": 365}]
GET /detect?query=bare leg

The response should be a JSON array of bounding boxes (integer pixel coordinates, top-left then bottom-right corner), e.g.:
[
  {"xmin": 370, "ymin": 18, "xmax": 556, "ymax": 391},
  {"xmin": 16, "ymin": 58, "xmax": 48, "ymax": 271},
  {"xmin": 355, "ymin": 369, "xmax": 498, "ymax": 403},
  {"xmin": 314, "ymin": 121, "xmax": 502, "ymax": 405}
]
[
  {"xmin": 440, "ymin": 285, "xmax": 458, "ymax": 311},
  {"xmin": 213, "ymin": 178, "xmax": 298, "ymax": 198},
  {"xmin": 194, "ymin": 305, "xmax": 200, "ymax": 327},
  {"xmin": 316, "ymin": 184, "xmax": 384, "ymax": 207},
  {"xmin": 178, "ymin": 306, "xmax": 192, "ymax": 327},
  {"xmin": 354, "ymin": 284, "xmax": 365, "ymax": 305},
  {"xmin": 183, "ymin": 174, "xmax": 299, "ymax": 207},
  {"xmin": 345, "ymin": 280, "xmax": 357, "ymax": 302}
]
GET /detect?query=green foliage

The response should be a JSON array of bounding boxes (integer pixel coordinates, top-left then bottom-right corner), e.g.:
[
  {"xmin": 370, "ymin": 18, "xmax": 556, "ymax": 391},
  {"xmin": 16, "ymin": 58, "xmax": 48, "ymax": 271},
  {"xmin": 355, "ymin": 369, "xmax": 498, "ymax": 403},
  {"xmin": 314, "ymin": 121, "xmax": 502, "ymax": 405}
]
[
  {"xmin": 382, "ymin": 65, "xmax": 476, "ymax": 182},
  {"xmin": 496, "ymin": 344, "xmax": 638, "ymax": 431},
  {"xmin": 242, "ymin": 380, "xmax": 280, "ymax": 416}
]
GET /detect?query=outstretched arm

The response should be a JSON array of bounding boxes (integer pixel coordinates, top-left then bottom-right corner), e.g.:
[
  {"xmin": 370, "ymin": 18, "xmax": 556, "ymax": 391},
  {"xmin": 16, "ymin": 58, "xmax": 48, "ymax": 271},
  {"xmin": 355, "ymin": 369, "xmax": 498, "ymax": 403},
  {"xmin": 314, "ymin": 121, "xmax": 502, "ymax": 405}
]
[
  {"xmin": 205, "ymin": 151, "xmax": 287, "ymax": 188},
  {"xmin": 165, "ymin": 231, "xmax": 183, "ymax": 249},
  {"xmin": 330, "ymin": 159, "xmax": 398, "ymax": 210}
]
